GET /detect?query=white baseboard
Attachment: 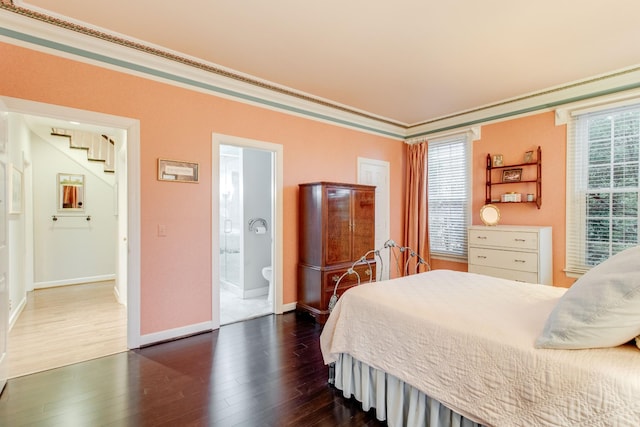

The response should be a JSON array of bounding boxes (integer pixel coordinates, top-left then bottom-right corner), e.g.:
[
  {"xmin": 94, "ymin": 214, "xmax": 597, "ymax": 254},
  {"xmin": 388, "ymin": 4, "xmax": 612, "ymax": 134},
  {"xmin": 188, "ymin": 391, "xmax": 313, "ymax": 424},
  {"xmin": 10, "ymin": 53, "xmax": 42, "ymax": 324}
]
[
  {"xmin": 140, "ymin": 303, "xmax": 296, "ymax": 346},
  {"xmin": 244, "ymin": 285, "xmax": 268, "ymax": 299},
  {"xmin": 113, "ymin": 285, "xmax": 126, "ymax": 306},
  {"xmin": 34, "ymin": 274, "xmax": 116, "ymax": 289},
  {"xmin": 140, "ymin": 321, "xmax": 214, "ymax": 347},
  {"xmin": 221, "ymin": 280, "xmax": 269, "ymax": 299},
  {"xmin": 8, "ymin": 295, "xmax": 27, "ymax": 331},
  {"xmin": 281, "ymin": 302, "xmax": 297, "ymax": 313}
]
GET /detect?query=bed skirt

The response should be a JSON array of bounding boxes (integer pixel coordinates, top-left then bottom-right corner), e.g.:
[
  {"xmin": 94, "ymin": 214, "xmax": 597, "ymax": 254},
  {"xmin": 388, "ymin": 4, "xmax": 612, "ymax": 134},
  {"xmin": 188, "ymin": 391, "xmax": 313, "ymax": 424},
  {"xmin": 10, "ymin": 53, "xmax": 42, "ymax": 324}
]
[{"xmin": 330, "ymin": 353, "xmax": 483, "ymax": 427}]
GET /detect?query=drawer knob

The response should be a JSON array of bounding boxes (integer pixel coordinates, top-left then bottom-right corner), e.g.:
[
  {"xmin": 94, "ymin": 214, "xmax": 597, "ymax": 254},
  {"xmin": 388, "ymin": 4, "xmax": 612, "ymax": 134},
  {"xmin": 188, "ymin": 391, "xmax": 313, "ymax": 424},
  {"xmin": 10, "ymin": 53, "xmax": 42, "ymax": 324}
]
[
  {"xmin": 514, "ymin": 238, "xmax": 526, "ymax": 242},
  {"xmin": 476, "ymin": 236, "xmax": 487, "ymax": 240},
  {"xmin": 514, "ymin": 259, "xmax": 526, "ymax": 263},
  {"xmin": 332, "ymin": 275, "xmax": 340, "ymax": 282},
  {"xmin": 365, "ymin": 269, "xmax": 371, "ymax": 276},
  {"xmin": 477, "ymin": 255, "xmax": 487, "ymax": 259}
]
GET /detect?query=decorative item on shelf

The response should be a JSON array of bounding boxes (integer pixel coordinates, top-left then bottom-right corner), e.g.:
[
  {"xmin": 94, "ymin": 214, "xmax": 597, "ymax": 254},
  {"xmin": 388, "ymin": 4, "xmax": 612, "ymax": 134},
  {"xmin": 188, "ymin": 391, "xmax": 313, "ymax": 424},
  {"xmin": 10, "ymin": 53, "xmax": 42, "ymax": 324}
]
[
  {"xmin": 502, "ymin": 168, "xmax": 522, "ymax": 182},
  {"xmin": 480, "ymin": 204, "xmax": 501, "ymax": 226},
  {"xmin": 501, "ymin": 192, "xmax": 521, "ymax": 203},
  {"xmin": 524, "ymin": 150, "xmax": 535, "ymax": 163},
  {"xmin": 492, "ymin": 154, "xmax": 503, "ymax": 167},
  {"xmin": 527, "ymin": 193, "xmax": 534, "ymax": 202}
]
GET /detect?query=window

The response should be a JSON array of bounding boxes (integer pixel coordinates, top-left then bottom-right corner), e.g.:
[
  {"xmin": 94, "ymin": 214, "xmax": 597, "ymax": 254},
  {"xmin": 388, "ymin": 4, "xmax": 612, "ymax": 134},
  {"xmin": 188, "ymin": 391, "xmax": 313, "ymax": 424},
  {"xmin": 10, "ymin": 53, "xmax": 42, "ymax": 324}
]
[
  {"xmin": 428, "ymin": 134, "xmax": 471, "ymax": 259},
  {"xmin": 566, "ymin": 103, "xmax": 640, "ymax": 274}
]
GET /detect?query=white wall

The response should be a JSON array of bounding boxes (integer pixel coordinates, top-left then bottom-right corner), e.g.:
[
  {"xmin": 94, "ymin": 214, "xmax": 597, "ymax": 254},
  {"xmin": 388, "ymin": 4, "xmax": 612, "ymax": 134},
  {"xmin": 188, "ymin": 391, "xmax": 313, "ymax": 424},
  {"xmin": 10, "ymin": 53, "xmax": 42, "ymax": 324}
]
[
  {"xmin": 7, "ymin": 115, "xmax": 30, "ymax": 326},
  {"xmin": 31, "ymin": 131, "xmax": 116, "ymax": 287},
  {"xmin": 242, "ymin": 148, "xmax": 272, "ymax": 293}
]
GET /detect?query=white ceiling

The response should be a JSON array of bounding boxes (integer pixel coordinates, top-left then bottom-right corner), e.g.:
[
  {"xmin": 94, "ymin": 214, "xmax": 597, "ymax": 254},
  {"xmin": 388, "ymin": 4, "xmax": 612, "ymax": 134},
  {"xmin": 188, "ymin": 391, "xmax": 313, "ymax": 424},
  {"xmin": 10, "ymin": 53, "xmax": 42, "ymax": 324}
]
[{"xmin": 16, "ymin": 0, "xmax": 640, "ymax": 126}]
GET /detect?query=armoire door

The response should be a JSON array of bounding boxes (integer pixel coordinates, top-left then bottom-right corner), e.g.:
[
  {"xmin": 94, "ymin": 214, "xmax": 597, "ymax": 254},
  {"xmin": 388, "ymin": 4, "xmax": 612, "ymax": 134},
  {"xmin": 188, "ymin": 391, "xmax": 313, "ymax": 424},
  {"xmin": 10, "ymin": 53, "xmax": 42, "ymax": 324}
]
[
  {"xmin": 351, "ymin": 188, "xmax": 375, "ymax": 259},
  {"xmin": 325, "ymin": 186, "xmax": 352, "ymax": 265}
]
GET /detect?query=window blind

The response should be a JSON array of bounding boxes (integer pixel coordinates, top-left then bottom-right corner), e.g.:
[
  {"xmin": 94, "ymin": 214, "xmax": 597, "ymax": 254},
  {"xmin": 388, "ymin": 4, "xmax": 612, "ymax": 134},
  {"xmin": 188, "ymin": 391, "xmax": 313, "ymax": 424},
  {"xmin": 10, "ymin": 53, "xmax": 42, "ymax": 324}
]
[
  {"xmin": 566, "ymin": 103, "xmax": 640, "ymax": 274},
  {"xmin": 428, "ymin": 134, "xmax": 470, "ymax": 258}
]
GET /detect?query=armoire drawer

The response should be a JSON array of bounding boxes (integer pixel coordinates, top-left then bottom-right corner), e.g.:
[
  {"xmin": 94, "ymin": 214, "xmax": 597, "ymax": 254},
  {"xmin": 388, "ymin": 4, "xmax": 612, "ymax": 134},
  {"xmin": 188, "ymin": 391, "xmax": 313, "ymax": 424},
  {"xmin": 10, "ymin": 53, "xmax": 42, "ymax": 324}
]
[
  {"xmin": 468, "ymin": 247, "xmax": 538, "ymax": 273},
  {"xmin": 323, "ymin": 263, "xmax": 376, "ymax": 292},
  {"xmin": 468, "ymin": 229, "xmax": 538, "ymax": 250}
]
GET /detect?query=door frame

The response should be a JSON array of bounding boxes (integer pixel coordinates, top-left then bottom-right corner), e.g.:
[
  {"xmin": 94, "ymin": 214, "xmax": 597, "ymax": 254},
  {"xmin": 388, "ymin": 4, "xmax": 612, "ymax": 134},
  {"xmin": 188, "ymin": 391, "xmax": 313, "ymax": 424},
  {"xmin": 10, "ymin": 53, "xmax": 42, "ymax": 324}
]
[
  {"xmin": 1, "ymin": 96, "xmax": 141, "ymax": 349},
  {"xmin": 211, "ymin": 133, "xmax": 284, "ymax": 329}
]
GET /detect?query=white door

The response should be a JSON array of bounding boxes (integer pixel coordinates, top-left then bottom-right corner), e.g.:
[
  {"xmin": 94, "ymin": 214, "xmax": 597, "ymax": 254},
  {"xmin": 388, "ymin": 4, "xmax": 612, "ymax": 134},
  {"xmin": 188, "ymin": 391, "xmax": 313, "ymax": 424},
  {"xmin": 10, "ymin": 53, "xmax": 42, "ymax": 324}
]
[
  {"xmin": 0, "ymin": 104, "xmax": 8, "ymax": 394},
  {"xmin": 358, "ymin": 158, "xmax": 391, "ymax": 281}
]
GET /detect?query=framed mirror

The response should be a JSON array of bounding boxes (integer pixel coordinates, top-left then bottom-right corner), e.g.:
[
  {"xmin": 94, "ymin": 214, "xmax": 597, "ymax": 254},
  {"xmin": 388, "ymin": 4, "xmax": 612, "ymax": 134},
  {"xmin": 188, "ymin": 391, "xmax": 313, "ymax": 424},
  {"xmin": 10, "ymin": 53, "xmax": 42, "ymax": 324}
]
[{"xmin": 57, "ymin": 173, "xmax": 85, "ymax": 211}]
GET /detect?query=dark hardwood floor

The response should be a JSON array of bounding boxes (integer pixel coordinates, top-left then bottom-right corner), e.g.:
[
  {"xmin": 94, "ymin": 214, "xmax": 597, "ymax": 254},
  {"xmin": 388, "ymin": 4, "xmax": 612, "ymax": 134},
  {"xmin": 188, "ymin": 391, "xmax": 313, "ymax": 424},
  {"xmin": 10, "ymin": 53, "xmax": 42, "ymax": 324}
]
[{"xmin": 0, "ymin": 312, "xmax": 385, "ymax": 426}]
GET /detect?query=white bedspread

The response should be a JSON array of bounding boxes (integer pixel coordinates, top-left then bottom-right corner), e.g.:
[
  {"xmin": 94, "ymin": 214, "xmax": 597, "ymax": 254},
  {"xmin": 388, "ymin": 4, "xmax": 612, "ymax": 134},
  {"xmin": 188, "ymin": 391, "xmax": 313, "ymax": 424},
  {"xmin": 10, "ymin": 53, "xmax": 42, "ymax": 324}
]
[{"xmin": 320, "ymin": 270, "xmax": 640, "ymax": 426}]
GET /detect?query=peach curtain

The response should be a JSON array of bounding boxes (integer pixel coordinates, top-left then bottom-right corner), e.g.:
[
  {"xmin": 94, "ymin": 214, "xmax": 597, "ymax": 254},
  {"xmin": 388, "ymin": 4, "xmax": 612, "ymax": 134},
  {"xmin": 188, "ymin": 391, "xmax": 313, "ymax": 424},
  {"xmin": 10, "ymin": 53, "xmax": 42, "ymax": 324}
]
[{"xmin": 403, "ymin": 142, "xmax": 431, "ymax": 272}]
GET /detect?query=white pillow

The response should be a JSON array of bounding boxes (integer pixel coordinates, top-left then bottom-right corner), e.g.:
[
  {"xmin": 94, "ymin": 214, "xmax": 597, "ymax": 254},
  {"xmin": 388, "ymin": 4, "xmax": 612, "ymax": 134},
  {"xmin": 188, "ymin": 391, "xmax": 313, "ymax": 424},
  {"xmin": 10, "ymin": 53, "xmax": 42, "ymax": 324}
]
[{"xmin": 536, "ymin": 245, "xmax": 640, "ymax": 349}]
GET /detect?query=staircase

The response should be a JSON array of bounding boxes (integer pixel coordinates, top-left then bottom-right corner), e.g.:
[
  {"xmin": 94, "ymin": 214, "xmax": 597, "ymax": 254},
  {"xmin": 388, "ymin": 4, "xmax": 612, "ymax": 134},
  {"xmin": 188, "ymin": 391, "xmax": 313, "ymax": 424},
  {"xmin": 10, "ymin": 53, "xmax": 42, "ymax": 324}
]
[{"xmin": 51, "ymin": 128, "xmax": 115, "ymax": 173}]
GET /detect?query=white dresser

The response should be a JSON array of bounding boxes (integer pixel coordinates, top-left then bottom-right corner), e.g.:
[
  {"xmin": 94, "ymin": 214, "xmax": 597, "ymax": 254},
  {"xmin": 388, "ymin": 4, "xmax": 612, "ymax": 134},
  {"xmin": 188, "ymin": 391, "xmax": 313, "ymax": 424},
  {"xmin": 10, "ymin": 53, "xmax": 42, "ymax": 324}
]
[{"xmin": 467, "ymin": 225, "xmax": 553, "ymax": 285}]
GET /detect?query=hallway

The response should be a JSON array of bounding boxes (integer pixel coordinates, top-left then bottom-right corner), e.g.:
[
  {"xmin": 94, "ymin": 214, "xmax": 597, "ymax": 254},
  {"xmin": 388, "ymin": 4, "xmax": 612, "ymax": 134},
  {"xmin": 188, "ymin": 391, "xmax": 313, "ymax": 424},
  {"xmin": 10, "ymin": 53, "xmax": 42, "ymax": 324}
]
[{"xmin": 7, "ymin": 281, "xmax": 127, "ymax": 378}]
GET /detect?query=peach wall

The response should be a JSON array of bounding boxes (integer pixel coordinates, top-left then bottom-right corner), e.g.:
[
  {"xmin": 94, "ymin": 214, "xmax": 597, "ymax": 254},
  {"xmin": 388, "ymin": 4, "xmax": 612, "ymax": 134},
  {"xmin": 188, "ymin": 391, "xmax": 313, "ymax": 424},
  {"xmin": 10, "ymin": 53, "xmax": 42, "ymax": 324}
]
[
  {"xmin": 0, "ymin": 42, "xmax": 405, "ymax": 334},
  {"xmin": 471, "ymin": 112, "xmax": 574, "ymax": 287},
  {"xmin": 433, "ymin": 112, "xmax": 575, "ymax": 286},
  {"xmin": 426, "ymin": 112, "xmax": 575, "ymax": 285}
]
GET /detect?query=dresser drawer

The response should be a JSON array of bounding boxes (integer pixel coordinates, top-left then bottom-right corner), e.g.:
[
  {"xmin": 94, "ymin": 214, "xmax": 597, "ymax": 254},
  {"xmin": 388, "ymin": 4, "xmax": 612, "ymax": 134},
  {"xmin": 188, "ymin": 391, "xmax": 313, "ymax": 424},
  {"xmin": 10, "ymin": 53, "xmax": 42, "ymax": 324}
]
[
  {"xmin": 468, "ymin": 229, "xmax": 538, "ymax": 250},
  {"xmin": 468, "ymin": 247, "xmax": 538, "ymax": 273},
  {"xmin": 468, "ymin": 265, "xmax": 539, "ymax": 284},
  {"xmin": 323, "ymin": 263, "xmax": 375, "ymax": 292}
]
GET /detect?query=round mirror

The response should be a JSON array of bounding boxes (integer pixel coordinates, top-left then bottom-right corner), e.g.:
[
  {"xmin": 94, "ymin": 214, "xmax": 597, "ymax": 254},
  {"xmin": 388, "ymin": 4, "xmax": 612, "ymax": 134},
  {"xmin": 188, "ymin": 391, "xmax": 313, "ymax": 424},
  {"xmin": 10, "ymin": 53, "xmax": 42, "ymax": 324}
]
[{"xmin": 480, "ymin": 204, "xmax": 500, "ymax": 226}]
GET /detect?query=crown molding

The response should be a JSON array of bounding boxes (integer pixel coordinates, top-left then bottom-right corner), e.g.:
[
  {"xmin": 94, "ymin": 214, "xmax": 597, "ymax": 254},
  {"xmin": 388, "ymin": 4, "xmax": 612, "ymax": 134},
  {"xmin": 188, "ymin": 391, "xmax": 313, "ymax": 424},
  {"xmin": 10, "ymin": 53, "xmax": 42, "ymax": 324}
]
[
  {"xmin": 0, "ymin": 5, "xmax": 407, "ymax": 140},
  {"xmin": 3, "ymin": 4, "xmax": 640, "ymax": 143},
  {"xmin": 407, "ymin": 65, "xmax": 640, "ymax": 139}
]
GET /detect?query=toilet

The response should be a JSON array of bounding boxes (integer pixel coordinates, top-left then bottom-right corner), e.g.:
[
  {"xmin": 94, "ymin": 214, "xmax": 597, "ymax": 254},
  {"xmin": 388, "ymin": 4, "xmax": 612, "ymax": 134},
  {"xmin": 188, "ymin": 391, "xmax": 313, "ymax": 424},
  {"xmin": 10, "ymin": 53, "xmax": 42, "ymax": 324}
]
[{"xmin": 261, "ymin": 266, "xmax": 273, "ymax": 302}]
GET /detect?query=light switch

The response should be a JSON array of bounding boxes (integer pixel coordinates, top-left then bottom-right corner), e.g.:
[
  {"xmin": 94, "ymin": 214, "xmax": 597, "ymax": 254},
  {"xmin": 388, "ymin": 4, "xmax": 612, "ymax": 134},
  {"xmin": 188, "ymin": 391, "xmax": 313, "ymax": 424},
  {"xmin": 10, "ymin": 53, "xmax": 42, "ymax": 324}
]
[{"xmin": 158, "ymin": 224, "xmax": 167, "ymax": 237}]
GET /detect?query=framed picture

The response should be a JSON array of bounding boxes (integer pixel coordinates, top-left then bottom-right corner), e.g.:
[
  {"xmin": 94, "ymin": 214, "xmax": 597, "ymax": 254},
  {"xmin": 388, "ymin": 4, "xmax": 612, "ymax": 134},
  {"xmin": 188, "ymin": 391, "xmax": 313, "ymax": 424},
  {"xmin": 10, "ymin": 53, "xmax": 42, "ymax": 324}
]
[
  {"xmin": 158, "ymin": 158, "xmax": 199, "ymax": 183},
  {"xmin": 492, "ymin": 154, "xmax": 503, "ymax": 167},
  {"xmin": 524, "ymin": 150, "xmax": 534, "ymax": 163},
  {"xmin": 502, "ymin": 168, "xmax": 522, "ymax": 183},
  {"xmin": 8, "ymin": 164, "xmax": 23, "ymax": 214}
]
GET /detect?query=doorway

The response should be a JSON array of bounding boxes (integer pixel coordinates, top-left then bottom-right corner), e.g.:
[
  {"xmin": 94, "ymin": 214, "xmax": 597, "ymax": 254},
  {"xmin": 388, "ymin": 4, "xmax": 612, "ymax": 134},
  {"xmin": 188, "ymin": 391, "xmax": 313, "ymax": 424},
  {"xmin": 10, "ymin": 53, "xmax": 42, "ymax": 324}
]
[
  {"xmin": 219, "ymin": 144, "xmax": 272, "ymax": 324},
  {"xmin": 0, "ymin": 96, "xmax": 141, "ymax": 377},
  {"xmin": 212, "ymin": 134, "xmax": 284, "ymax": 328}
]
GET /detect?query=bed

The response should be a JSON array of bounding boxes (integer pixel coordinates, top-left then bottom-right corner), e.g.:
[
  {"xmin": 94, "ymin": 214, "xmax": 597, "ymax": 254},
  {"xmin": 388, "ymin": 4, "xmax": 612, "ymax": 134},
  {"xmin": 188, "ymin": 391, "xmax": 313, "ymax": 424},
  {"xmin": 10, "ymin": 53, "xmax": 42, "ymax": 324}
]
[{"xmin": 320, "ymin": 246, "xmax": 640, "ymax": 427}]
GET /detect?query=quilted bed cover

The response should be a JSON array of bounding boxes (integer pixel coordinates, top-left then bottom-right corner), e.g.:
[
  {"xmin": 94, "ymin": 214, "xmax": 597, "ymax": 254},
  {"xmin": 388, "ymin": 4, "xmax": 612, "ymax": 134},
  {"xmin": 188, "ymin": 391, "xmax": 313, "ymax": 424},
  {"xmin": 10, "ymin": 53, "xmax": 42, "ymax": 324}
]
[{"xmin": 320, "ymin": 270, "xmax": 640, "ymax": 426}]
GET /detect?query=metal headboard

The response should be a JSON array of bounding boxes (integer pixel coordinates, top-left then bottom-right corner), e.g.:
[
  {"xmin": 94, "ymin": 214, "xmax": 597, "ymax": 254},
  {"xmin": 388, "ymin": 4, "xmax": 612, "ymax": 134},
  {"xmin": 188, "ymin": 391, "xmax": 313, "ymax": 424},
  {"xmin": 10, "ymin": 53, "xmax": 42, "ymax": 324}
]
[{"xmin": 328, "ymin": 239, "xmax": 430, "ymax": 312}]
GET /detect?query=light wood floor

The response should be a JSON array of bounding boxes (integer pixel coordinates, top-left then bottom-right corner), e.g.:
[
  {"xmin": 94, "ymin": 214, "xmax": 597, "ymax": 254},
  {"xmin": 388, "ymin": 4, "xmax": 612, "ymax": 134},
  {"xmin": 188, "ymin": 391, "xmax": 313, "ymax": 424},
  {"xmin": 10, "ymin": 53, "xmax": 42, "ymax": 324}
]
[{"xmin": 7, "ymin": 281, "xmax": 127, "ymax": 379}]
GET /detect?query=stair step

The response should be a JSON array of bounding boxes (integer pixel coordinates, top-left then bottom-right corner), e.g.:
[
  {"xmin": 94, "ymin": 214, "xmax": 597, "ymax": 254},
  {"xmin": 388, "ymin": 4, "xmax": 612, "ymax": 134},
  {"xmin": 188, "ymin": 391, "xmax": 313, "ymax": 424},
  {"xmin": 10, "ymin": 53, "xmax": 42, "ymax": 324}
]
[{"xmin": 51, "ymin": 128, "xmax": 116, "ymax": 174}]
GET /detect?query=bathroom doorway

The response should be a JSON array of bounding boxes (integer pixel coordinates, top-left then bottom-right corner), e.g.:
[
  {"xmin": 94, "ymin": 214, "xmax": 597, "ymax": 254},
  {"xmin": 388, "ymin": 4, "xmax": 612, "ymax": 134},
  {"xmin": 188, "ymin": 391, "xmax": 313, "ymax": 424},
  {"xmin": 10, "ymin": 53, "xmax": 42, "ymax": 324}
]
[{"xmin": 218, "ymin": 143, "xmax": 274, "ymax": 325}]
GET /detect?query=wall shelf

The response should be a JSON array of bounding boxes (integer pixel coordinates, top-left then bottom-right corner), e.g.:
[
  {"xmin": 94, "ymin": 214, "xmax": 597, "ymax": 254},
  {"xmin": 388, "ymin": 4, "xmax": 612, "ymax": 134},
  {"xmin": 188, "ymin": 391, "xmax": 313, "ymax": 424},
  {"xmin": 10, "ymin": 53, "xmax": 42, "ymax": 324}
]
[{"xmin": 486, "ymin": 146, "xmax": 542, "ymax": 209}]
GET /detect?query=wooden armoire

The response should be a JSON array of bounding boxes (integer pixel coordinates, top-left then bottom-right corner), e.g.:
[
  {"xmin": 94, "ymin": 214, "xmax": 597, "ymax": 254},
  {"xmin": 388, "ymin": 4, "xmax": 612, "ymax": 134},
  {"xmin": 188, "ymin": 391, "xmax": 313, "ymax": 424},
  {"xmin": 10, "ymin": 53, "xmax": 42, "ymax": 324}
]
[{"xmin": 297, "ymin": 182, "xmax": 376, "ymax": 323}]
